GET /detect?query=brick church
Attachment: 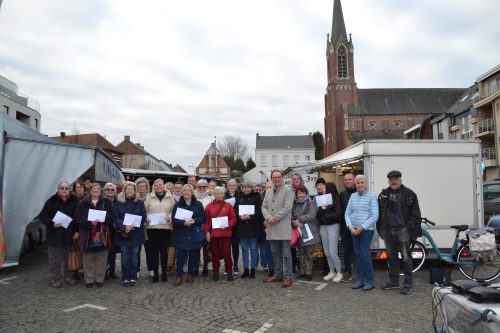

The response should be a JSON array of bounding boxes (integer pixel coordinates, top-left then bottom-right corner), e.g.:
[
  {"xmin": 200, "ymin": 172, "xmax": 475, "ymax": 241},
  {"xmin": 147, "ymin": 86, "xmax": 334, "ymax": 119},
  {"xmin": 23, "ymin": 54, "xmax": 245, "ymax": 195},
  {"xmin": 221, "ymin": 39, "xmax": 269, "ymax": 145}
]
[{"xmin": 324, "ymin": 0, "xmax": 466, "ymax": 156}]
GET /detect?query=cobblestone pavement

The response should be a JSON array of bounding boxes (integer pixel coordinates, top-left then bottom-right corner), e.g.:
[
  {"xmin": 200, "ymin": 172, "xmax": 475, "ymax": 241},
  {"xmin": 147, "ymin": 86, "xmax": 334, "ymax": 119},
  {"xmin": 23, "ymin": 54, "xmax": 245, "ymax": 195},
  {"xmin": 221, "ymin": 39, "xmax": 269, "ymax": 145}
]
[{"xmin": 0, "ymin": 248, "xmax": 448, "ymax": 333}]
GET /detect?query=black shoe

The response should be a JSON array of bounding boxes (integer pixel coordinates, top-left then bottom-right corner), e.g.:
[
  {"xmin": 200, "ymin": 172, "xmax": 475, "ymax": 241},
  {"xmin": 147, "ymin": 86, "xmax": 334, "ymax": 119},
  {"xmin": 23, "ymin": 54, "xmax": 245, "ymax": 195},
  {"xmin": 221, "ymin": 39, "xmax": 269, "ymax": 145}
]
[
  {"xmin": 86, "ymin": 283, "xmax": 93, "ymax": 288},
  {"xmin": 108, "ymin": 273, "xmax": 118, "ymax": 279},
  {"xmin": 96, "ymin": 282, "xmax": 103, "ymax": 288},
  {"xmin": 305, "ymin": 274, "xmax": 312, "ymax": 281},
  {"xmin": 152, "ymin": 275, "xmax": 159, "ymax": 283},
  {"xmin": 213, "ymin": 275, "xmax": 220, "ymax": 281},
  {"xmin": 241, "ymin": 269, "xmax": 249, "ymax": 279},
  {"xmin": 192, "ymin": 270, "xmax": 199, "ymax": 277},
  {"xmin": 201, "ymin": 269, "xmax": 208, "ymax": 277},
  {"xmin": 250, "ymin": 268, "xmax": 256, "ymax": 279},
  {"xmin": 161, "ymin": 275, "xmax": 167, "ymax": 282},
  {"xmin": 267, "ymin": 270, "xmax": 274, "ymax": 277}
]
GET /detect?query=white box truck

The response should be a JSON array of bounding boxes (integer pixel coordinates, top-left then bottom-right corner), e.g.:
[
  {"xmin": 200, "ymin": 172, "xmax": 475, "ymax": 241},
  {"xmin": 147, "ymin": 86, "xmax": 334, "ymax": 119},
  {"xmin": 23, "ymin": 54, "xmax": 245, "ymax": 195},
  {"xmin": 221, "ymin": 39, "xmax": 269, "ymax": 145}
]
[{"xmin": 305, "ymin": 140, "xmax": 483, "ymax": 253}]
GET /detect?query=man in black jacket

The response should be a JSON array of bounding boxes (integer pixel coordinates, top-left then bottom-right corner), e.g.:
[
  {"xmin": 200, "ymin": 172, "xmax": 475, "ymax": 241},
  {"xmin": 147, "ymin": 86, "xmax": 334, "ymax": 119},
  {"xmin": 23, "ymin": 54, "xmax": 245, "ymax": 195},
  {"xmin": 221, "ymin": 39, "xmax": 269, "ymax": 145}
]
[
  {"xmin": 339, "ymin": 173, "xmax": 356, "ymax": 282},
  {"xmin": 378, "ymin": 170, "xmax": 421, "ymax": 295}
]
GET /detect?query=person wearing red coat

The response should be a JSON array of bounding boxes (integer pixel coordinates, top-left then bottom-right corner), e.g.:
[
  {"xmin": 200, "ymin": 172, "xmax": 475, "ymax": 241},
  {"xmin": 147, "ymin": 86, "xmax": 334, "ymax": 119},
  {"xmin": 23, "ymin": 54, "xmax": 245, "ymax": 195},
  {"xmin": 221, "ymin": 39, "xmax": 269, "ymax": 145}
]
[{"xmin": 204, "ymin": 186, "xmax": 237, "ymax": 281}]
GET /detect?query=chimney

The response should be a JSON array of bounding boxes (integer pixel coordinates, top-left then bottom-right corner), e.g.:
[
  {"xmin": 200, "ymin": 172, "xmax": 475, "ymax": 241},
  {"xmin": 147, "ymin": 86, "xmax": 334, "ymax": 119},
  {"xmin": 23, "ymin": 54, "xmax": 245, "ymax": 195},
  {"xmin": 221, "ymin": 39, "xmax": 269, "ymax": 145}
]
[
  {"xmin": 256, "ymin": 133, "xmax": 259, "ymax": 139},
  {"xmin": 60, "ymin": 132, "xmax": 66, "ymax": 138},
  {"xmin": 124, "ymin": 135, "xmax": 130, "ymax": 141}
]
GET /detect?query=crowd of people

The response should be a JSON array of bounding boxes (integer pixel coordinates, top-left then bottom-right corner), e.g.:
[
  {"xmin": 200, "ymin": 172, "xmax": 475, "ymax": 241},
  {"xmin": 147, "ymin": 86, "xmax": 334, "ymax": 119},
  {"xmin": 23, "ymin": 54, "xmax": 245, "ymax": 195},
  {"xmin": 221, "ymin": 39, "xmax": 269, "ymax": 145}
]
[{"xmin": 39, "ymin": 169, "xmax": 421, "ymax": 295}]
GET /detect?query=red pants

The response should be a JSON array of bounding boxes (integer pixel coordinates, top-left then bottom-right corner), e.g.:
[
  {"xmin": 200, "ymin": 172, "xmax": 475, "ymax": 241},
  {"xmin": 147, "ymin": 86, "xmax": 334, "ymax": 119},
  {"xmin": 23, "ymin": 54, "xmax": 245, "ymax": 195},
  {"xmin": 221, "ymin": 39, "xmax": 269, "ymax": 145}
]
[{"xmin": 210, "ymin": 236, "xmax": 233, "ymax": 276}]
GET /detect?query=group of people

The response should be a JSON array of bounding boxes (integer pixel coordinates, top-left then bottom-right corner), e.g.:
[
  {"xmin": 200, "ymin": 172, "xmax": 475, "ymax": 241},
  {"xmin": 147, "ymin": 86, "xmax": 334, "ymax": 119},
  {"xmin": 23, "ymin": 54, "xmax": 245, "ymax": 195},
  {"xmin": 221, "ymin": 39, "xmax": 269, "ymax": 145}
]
[{"xmin": 40, "ymin": 168, "xmax": 421, "ymax": 295}]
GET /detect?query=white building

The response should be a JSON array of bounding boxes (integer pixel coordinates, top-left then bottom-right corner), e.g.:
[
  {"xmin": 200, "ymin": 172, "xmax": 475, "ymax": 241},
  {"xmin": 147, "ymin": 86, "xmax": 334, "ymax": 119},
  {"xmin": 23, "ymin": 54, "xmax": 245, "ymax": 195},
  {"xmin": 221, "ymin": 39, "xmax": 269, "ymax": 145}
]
[
  {"xmin": 244, "ymin": 133, "xmax": 316, "ymax": 184},
  {"xmin": 0, "ymin": 75, "xmax": 41, "ymax": 131}
]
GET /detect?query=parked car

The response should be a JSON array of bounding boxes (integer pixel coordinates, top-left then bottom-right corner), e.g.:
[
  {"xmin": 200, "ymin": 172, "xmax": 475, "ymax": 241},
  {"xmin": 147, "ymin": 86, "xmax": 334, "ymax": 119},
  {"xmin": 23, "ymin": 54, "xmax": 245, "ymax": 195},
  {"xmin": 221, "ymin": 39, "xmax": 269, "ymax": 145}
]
[{"xmin": 484, "ymin": 179, "xmax": 500, "ymax": 221}]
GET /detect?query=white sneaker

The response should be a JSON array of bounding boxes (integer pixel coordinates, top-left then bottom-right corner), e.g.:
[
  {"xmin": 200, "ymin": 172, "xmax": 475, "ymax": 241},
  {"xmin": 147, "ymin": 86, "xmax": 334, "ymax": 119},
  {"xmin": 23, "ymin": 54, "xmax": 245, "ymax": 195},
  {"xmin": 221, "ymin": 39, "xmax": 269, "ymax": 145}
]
[
  {"xmin": 332, "ymin": 273, "xmax": 343, "ymax": 283},
  {"xmin": 148, "ymin": 270, "xmax": 154, "ymax": 278},
  {"xmin": 323, "ymin": 272, "xmax": 335, "ymax": 281}
]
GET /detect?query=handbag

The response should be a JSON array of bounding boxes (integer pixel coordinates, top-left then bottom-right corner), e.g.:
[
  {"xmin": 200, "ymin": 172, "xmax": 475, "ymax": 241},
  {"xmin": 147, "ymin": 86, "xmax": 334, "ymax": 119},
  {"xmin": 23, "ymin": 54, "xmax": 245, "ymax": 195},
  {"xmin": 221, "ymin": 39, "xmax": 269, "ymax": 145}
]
[
  {"xmin": 290, "ymin": 227, "xmax": 301, "ymax": 248},
  {"xmin": 68, "ymin": 239, "xmax": 83, "ymax": 271},
  {"xmin": 86, "ymin": 223, "xmax": 111, "ymax": 251}
]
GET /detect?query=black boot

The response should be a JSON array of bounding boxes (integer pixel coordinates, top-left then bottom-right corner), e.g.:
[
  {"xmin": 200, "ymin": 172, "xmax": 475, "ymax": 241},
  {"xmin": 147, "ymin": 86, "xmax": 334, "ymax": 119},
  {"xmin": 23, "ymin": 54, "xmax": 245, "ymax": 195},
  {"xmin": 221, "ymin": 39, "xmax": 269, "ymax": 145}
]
[
  {"xmin": 250, "ymin": 268, "xmax": 256, "ymax": 279},
  {"xmin": 161, "ymin": 274, "xmax": 167, "ymax": 282},
  {"xmin": 152, "ymin": 271, "xmax": 159, "ymax": 283},
  {"xmin": 241, "ymin": 269, "xmax": 249, "ymax": 279}
]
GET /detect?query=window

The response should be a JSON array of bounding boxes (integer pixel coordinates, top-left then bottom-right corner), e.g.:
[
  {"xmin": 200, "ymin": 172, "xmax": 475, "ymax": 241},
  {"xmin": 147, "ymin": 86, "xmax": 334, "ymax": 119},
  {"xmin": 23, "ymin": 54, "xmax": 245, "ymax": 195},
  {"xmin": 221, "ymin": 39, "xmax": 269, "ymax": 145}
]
[
  {"xmin": 437, "ymin": 122, "xmax": 443, "ymax": 139},
  {"xmin": 393, "ymin": 120, "xmax": 402, "ymax": 128},
  {"xmin": 282, "ymin": 155, "xmax": 289, "ymax": 167},
  {"xmin": 16, "ymin": 111, "xmax": 30, "ymax": 126},
  {"xmin": 272, "ymin": 155, "xmax": 277, "ymax": 167},
  {"xmin": 261, "ymin": 155, "xmax": 267, "ymax": 167},
  {"xmin": 368, "ymin": 120, "xmax": 376, "ymax": 129},
  {"xmin": 337, "ymin": 45, "xmax": 347, "ymax": 78},
  {"xmin": 3, "ymin": 105, "xmax": 8, "ymax": 114},
  {"xmin": 305, "ymin": 155, "xmax": 311, "ymax": 162},
  {"xmin": 293, "ymin": 155, "xmax": 299, "ymax": 164},
  {"xmin": 35, "ymin": 118, "xmax": 38, "ymax": 130},
  {"xmin": 489, "ymin": 78, "xmax": 499, "ymax": 95}
]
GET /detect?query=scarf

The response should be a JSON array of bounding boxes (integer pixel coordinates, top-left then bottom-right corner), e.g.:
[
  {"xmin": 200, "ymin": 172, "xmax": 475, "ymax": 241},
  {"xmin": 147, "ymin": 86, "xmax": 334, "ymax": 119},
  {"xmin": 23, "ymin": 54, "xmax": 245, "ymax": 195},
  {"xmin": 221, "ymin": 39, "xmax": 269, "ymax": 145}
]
[{"xmin": 293, "ymin": 195, "xmax": 310, "ymax": 219}]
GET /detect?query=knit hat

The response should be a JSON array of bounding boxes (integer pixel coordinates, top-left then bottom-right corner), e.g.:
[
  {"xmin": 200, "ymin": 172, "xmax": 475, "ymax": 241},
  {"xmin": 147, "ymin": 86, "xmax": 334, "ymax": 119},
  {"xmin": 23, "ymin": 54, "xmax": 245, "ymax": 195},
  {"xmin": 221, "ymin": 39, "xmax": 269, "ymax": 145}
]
[{"xmin": 315, "ymin": 178, "xmax": 326, "ymax": 186}]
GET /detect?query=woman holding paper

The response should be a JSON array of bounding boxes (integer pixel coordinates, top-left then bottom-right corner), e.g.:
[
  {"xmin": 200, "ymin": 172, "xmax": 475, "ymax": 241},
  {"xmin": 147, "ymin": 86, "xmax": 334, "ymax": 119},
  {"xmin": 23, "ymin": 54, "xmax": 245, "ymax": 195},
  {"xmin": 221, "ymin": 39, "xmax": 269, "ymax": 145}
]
[
  {"xmin": 205, "ymin": 186, "xmax": 237, "ymax": 281},
  {"xmin": 234, "ymin": 182, "xmax": 263, "ymax": 279},
  {"xmin": 315, "ymin": 180, "xmax": 343, "ymax": 283},
  {"xmin": 39, "ymin": 181, "xmax": 80, "ymax": 288},
  {"xmin": 113, "ymin": 181, "xmax": 147, "ymax": 287},
  {"xmin": 144, "ymin": 178, "xmax": 175, "ymax": 283},
  {"xmin": 75, "ymin": 183, "xmax": 114, "ymax": 288},
  {"xmin": 172, "ymin": 184, "xmax": 206, "ymax": 286},
  {"xmin": 291, "ymin": 186, "xmax": 319, "ymax": 281}
]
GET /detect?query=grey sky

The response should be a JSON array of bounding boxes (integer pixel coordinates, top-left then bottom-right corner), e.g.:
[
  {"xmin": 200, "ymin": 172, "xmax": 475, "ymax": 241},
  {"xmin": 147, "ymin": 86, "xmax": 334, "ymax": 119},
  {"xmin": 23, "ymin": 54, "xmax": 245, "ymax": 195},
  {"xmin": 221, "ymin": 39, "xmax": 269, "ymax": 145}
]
[{"xmin": 1, "ymin": 0, "xmax": 499, "ymax": 171}]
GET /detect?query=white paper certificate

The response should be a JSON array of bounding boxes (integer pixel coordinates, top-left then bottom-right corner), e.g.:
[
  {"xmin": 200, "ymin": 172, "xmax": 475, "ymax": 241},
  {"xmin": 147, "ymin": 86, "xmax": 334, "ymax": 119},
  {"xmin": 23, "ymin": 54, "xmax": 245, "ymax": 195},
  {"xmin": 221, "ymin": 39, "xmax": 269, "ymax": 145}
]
[
  {"xmin": 88, "ymin": 209, "xmax": 107, "ymax": 222},
  {"xmin": 238, "ymin": 205, "xmax": 255, "ymax": 216},
  {"xmin": 149, "ymin": 213, "xmax": 167, "ymax": 225},
  {"xmin": 225, "ymin": 197, "xmax": 236, "ymax": 206},
  {"xmin": 53, "ymin": 211, "xmax": 73, "ymax": 229},
  {"xmin": 302, "ymin": 223, "xmax": 314, "ymax": 243},
  {"xmin": 123, "ymin": 213, "xmax": 142, "ymax": 227},
  {"xmin": 174, "ymin": 208, "xmax": 193, "ymax": 221},
  {"xmin": 315, "ymin": 193, "xmax": 333, "ymax": 206},
  {"xmin": 212, "ymin": 216, "xmax": 229, "ymax": 229}
]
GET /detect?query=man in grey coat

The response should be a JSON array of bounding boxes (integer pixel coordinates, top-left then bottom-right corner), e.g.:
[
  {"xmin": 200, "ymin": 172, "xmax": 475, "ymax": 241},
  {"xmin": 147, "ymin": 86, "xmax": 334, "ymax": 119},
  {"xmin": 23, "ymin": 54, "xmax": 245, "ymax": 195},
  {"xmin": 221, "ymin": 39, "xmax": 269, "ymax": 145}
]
[{"xmin": 262, "ymin": 170, "xmax": 295, "ymax": 287}]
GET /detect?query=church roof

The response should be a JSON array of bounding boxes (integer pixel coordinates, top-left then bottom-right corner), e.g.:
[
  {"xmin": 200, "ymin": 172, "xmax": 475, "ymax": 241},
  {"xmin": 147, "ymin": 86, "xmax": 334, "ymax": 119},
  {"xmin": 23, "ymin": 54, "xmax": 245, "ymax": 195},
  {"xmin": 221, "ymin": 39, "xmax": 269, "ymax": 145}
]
[
  {"xmin": 347, "ymin": 88, "xmax": 466, "ymax": 116},
  {"xmin": 256, "ymin": 134, "xmax": 315, "ymax": 150},
  {"xmin": 447, "ymin": 84, "xmax": 479, "ymax": 116},
  {"xmin": 331, "ymin": 0, "xmax": 348, "ymax": 44}
]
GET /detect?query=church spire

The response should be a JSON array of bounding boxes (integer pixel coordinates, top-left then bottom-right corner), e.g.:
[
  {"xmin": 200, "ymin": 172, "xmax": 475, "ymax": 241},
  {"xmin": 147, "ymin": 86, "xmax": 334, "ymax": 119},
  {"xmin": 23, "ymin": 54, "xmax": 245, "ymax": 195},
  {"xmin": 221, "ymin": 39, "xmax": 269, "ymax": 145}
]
[{"xmin": 331, "ymin": 0, "xmax": 348, "ymax": 45}]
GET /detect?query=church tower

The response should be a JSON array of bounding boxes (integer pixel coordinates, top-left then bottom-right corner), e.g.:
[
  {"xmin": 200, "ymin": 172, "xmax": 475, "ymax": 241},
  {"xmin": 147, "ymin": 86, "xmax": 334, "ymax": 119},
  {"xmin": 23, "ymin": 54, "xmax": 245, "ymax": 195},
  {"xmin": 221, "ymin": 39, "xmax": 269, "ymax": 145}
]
[{"xmin": 324, "ymin": 0, "xmax": 357, "ymax": 156}]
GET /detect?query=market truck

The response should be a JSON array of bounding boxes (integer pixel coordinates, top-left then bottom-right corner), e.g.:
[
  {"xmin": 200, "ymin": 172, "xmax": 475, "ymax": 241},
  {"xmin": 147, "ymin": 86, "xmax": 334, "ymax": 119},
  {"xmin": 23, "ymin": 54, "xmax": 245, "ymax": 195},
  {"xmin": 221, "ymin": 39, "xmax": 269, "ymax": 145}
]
[
  {"xmin": 294, "ymin": 140, "xmax": 483, "ymax": 255},
  {"xmin": 0, "ymin": 114, "xmax": 124, "ymax": 268}
]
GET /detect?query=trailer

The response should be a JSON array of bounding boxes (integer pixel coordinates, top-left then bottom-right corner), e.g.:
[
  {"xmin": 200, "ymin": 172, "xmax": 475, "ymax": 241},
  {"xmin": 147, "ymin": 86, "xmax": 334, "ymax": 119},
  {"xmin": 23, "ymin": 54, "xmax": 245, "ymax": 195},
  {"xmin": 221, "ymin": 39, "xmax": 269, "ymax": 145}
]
[
  {"xmin": 292, "ymin": 140, "xmax": 483, "ymax": 252},
  {"xmin": 0, "ymin": 114, "xmax": 124, "ymax": 267}
]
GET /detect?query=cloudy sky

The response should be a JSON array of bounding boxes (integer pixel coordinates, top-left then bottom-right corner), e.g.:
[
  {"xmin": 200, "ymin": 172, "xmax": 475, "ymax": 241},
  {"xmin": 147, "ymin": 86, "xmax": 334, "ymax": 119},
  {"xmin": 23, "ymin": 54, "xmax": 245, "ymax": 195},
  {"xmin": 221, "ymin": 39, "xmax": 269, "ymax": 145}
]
[{"xmin": 1, "ymin": 0, "xmax": 499, "ymax": 171}]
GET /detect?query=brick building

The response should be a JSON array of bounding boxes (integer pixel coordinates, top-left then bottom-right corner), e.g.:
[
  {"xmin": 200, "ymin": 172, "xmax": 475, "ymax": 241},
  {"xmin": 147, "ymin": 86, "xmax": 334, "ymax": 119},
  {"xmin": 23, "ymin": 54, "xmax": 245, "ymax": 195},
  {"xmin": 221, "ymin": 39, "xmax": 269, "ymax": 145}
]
[
  {"xmin": 116, "ymin": 135, "xmax": 165, "ymax": 170},
  {"xmin": 196, "ymin": 142, "xmax": 231, "ymax": 180},
  {"xmin": 324, "ymin": 0, "xmax": 466, "ymax": 156}
]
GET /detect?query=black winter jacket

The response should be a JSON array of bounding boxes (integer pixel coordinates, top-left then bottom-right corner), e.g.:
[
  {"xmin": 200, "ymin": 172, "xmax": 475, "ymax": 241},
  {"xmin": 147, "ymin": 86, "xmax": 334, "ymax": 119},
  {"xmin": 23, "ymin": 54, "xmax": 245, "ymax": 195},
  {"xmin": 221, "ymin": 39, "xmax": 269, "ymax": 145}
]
[
  {"xmin": 234, "ymin": 191, "xmax": 263, "ymax": 238},
  {"xmin": 39, "ymin": 193, "xmax": 79, "ymax": 247},
  {"xmin": 377, "ymin": 185, "xmax": 421, "ymax": 240}
]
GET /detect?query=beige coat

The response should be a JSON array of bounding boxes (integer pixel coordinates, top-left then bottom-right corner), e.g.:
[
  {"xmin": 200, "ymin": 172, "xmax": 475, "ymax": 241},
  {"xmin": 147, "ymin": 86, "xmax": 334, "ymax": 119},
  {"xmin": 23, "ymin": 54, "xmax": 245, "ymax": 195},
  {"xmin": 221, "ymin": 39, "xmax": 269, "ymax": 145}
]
[
  {"xmin": 261, "ymin": 184, "xmax": 294, "ymax": 240},
  {"xmin": 144, "ymin": 191, "xmax": 175, "ymax": 230}
]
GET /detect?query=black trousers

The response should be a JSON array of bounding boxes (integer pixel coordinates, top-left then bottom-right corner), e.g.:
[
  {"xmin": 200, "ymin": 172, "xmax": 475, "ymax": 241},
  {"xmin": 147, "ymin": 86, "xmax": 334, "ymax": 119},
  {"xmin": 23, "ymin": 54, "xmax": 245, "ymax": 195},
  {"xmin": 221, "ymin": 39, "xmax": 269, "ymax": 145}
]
[{"xmin": 147, "ymin": 229, "xmax": 171, "ymax": 275}]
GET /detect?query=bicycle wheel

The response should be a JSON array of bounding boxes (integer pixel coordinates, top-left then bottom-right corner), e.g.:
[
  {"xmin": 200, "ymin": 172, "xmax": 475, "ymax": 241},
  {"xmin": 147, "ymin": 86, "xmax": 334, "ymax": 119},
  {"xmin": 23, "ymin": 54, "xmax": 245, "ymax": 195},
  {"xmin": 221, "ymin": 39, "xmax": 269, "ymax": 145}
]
[
  {"xmin": 388, "ymin": 240, "xmax": 426, "ymax": 275},
  {"xmin": 456, "ymin": 245, "xmax": 500, "ymax": 282}
]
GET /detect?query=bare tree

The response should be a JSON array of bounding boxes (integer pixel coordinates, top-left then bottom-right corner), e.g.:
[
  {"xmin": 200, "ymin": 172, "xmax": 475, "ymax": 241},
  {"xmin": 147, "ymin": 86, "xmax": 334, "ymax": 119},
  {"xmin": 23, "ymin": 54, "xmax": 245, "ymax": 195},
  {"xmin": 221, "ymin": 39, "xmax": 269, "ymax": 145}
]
[{"xmin": 217, "ymin": 135, "xmax": 251, "ymax": 161}]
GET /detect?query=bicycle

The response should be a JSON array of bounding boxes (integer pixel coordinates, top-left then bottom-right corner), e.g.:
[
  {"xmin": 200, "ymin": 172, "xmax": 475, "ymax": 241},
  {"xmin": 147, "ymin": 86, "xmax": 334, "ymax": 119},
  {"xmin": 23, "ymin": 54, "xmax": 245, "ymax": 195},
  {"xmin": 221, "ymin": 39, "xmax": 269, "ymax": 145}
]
[{"xmin": 394, "ymin": 217, "xmax": 500, "ymax": 282}]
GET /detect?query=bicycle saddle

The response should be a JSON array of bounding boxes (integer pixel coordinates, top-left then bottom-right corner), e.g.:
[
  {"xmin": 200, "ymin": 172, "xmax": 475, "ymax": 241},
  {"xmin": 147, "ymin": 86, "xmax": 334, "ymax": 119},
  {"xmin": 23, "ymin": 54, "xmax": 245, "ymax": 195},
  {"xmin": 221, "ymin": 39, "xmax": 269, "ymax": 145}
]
[{"xmin": 450, "ymin": 225, "xmax": 469, "ymax": 232}]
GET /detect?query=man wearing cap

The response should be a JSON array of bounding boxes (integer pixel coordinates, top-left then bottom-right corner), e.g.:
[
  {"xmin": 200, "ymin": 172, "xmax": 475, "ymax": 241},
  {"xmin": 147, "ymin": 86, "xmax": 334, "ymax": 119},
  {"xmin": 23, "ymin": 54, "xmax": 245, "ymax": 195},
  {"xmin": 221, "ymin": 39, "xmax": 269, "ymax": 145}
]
[{"xmin": 378, "ymin": 170, "xmax": 421, "ymax": 295}]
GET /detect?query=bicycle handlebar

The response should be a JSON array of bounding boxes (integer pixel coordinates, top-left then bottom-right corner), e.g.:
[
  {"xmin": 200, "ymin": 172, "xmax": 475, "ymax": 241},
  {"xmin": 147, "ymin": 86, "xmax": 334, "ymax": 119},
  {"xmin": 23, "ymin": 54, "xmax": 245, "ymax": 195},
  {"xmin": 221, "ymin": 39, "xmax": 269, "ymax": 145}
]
[{"xmin": 421, "ymin": 217, "xmax": 436, "ymax": 226}]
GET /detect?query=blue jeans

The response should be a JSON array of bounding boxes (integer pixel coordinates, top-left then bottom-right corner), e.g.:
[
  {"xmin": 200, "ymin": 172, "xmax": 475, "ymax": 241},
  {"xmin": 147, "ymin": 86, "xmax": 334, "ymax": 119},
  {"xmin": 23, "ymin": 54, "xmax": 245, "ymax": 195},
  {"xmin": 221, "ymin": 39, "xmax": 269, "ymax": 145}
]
[
  {"xmin": 269, "ymin": 240, "xmax": 293, "ymax": 278},
  {"xmin": 264, "ymin": 239, "xmax": 274, "ymax": 271},
  {"xmin": 176, "ymin": 249, "xmax": 199, "ymax": 278},
  {"xmin": 352, "ymin": 230, "xmax": 374, "ymax": 284},
  {"xmin": 121, "ymin": 244, "xmax": 140, "ymax": 282},
  {"xmin": 240, "ymin": 238, "xmax": 258, "ymax": 269}
]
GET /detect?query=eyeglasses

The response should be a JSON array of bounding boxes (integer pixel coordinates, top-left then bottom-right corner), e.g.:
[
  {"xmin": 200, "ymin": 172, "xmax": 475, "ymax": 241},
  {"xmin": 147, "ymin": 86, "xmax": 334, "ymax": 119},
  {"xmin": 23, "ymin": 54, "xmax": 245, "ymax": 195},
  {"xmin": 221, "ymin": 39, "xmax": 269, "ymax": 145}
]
[
  {"xmin": 59, "ymin": 187, "xmax": 69, "ymax": 190},
  {"xmin": 105, "ymin": 188, "xmax": 115, "ymax": 192},
  {"xmin": 197, "ymin": 186, "xmax": 206, "ymax": 188}
]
